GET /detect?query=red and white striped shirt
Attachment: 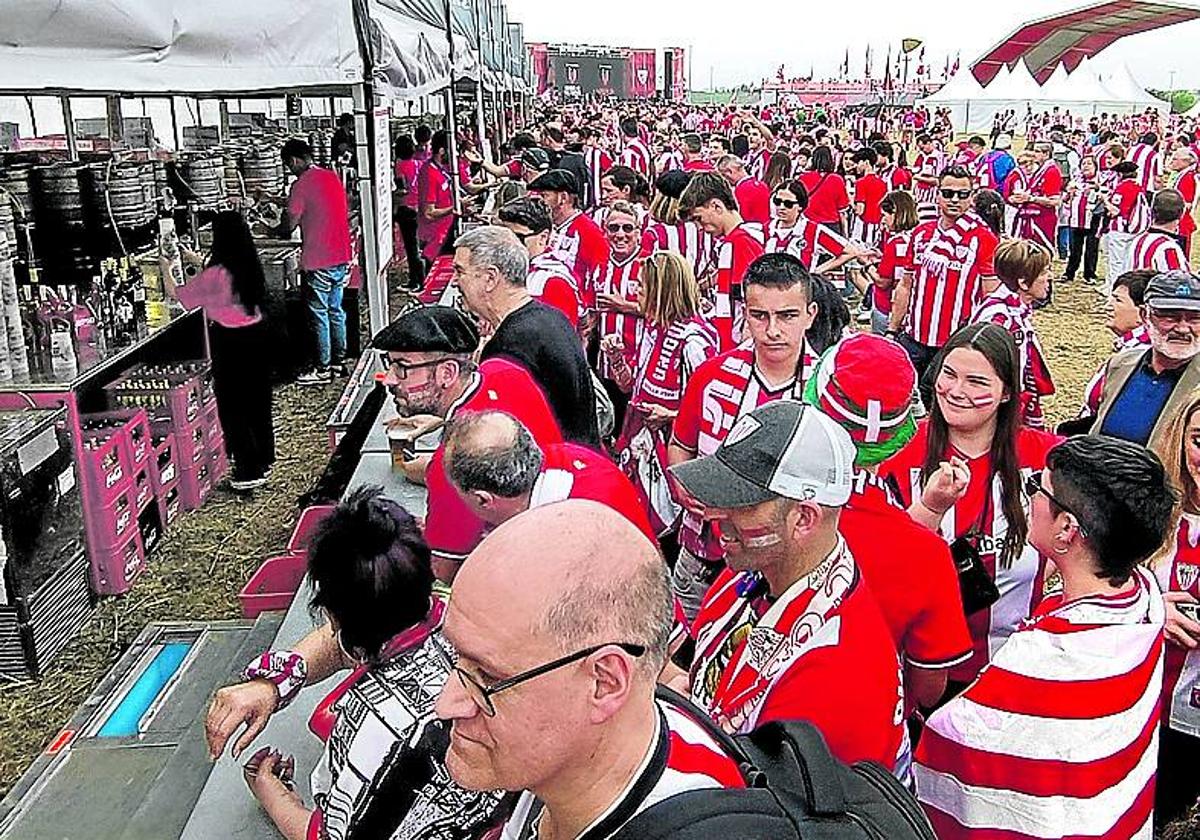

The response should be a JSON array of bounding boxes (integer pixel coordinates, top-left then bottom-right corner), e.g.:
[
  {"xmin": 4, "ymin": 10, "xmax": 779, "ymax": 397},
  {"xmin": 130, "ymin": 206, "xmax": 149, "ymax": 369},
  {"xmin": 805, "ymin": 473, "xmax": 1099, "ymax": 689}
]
[
  {"xmin": 1154, "ymin": 515, "xmax": 1200, "ymax": 739},
  {"xmin": 915, "ymin": 567, "xmax": 1164, "ymax": 840},
  {"xmin": 763, "ymin": 218, "xmax": 848, "ymax": 272},
  {"xmin": 912, "ymin": 150, "xmax": 945, "ymax": 220},
  {"xmin": 500, "ymin": 698, "xmax": 746, "ymax": 840},
  {"xmin": 590, "ymin": 254, "xmax": 643, "ymax": 379},
  {"xmin": 1109, "ymin": 180, "xmax": 1150, "ymax": 235},
  {"xmin": 745, "ymin": 147, "xmax": 772, "ymax": 182},
  {"xmin": 1128, "ymin": 229, "xmax": 1188, "ymax": 273},
  {"xmin": 656, "ymin": 149, "xmax": 684, "ymax": 174},
  {"xmin": 1127, "ymin": 142, "xmax": 1160, "ymax": 193},
  {"xmin": 906, "ymin": 214, "xmax": 999, "ymax": 348},
  {"xmin": 549, "ymin": 211, "xmax": 610, "ymax": 291},
  {"xmin": 1063, "ymin": 174, "xmax": 1098, "ymax": 229},
  {"xmin": 711, "ymin": 223, "xmax": 765, "ymax": 350},
  {"xmin": 671, "ymin": 344, "xmax": 815, "ymax": 562},
  {"xmin": 970, "ymin": 289, "xmax": 1055, "ymax": 429},
  {"xmin": 582, "ymin": 146, "xmax": 614, "ymax": 211},
  {"xmin": 640, "ymin": 219, "xmax": 714, "ymax": 283},
  {"xmin": 620, "ymin": 137, "xmax": 652, "ymax": 179},
  {"xmin": 526, "ymin": 252, "xmax": 581, "ymax": 329}
]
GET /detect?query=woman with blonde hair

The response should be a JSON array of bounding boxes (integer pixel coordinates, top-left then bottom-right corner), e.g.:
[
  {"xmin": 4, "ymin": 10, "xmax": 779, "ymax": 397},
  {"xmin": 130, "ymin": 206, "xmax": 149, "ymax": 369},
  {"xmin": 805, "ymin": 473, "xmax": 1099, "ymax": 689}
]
[
  {"xmin": 601, "ymin": 251, "xmax": 718, "ymax": 536},
  {"xmin": 969, "ymin": 238, "xmax": 1054, "ymax": 428},
  {"xmin": 1149, "ymin": 389, "xmax": 1200, "ymax": 829}
]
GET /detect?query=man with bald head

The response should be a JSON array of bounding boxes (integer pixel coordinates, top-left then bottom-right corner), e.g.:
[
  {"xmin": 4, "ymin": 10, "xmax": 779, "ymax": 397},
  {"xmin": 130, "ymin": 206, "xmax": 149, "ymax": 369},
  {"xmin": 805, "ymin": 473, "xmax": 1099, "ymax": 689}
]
[
  {"xmin": 443, "ymin": 409, "xmax": 656, "ymax": 542},
  {"xmin": 435, "ymin": 501, "xmax": 753, "ymax": 838}
]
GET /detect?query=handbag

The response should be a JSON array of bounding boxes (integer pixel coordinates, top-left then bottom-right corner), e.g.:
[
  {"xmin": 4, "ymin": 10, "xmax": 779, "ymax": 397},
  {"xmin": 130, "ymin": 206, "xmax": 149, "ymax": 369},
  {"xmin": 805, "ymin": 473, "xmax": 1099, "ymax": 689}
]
[{"xmin": 948, "ymin": 482, "xmax": 1000, "ymax": 615}]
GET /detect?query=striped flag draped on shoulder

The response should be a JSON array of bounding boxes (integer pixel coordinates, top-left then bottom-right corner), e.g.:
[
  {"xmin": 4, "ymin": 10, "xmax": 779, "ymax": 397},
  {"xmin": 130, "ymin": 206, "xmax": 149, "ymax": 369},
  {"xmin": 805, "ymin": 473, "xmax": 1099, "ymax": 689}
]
[{"xmin": 913, "ymin": 567, "xmax": 1165, "ymax": 840}]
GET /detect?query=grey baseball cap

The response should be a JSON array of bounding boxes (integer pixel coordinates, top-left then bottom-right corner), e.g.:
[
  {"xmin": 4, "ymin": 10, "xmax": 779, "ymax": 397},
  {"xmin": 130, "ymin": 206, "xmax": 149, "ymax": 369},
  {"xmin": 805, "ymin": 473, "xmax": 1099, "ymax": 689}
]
[
  {"xmin": 669, "ymin": 400, "xmax": 856, "ymax": 509},
  {"xmin": 1146, "ymin": 271, "xmax": 1200, "ymax": 313}
]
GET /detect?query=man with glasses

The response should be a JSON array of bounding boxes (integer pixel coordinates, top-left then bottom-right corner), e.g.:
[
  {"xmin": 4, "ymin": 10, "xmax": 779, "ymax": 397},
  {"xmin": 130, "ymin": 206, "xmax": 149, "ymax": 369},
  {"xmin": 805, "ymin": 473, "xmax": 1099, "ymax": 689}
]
[
  {"xmin": 371, "ymin": 305, "xmax": 563, "ymax": 580},
  {"xmin": 668, "ymin": 401, "xmax": 906, "ymax": 773},
  {"xmin": 591, "ymin": 200, "xmax": 645, "ymax": 429},
  {"xmin": 497, "ymin": 197, "xmax": 581, "ymax": 331},
  {"xmin": 1094, "ymin": 271, "xmax": 1200, "ymax": 451},
  {"xmin": 454, "ymin": 226, "xmax": 600, "ymax": 448},
  {"xmin": 916, "ymin": 436, "xmax": 1173, "ymax": 839},
  {"xmin": 435, "ymin": 500, "xmax": 750, "ymax": 839},
  {"xmin": 528, "ymin": 169, "xmax": 610, "ymax": 289},
  {"xmin": 889, "ymin": 165, "xmax": 998, "ymax": 378}
]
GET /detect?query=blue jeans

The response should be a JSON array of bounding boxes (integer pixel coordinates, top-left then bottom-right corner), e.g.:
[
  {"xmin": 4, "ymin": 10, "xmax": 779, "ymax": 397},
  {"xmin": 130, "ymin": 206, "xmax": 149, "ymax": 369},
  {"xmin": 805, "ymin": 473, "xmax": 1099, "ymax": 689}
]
[
  {"xmin": 1056, "ymin": 225, "xmax": 1071, "ymax": 260},
  {"xmin": 303, "ymin": 265, "xmax": 349, "ymax": 367}
]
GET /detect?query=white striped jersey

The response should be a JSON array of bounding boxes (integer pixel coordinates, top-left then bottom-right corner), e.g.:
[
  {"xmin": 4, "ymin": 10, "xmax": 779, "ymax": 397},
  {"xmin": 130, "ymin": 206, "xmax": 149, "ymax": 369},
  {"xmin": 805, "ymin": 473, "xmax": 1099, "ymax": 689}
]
[
  {"xmin": 499, "ymin": 698, "xmax": 746, "ymax": 840},
  {"xmin": 619, "ymin": 137, "xmax": 652, "ymax": 179},
  {"xmin": 582, "ymin": 146, "xmax": 613, "ymax": 211},
  {"xmin": 1126, "ymin": 142, "xmax": 1160, "ymax": 193},
  {"xmin": 763, "ymin": 218, "xmax": 848, "ymax": 271},
  {"xmin": 1128, "ymin": 229, "xmax": 1188, "ymax": 273},
  {"xmin": 915, "ymin": 568, "xmax": 1164, "ymax": 840},
  {"xmin": 640, "ymin": 219, "xmax": 714, "ymax": 283}
]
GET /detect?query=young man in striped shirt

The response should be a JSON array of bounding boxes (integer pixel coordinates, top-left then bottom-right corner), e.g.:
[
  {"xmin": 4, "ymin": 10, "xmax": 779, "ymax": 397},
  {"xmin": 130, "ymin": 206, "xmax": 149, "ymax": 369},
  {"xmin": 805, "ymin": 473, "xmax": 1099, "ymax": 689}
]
[
  {"xmin": 912, "ymin": 134, "xmax": 945, "ymax": 223},
  {"xmin": 916, "ymin": 437, "xmax": 1174, "ymax": 840},
  {"xmin": 619, "ymin": 116, "xmax": 652, "ymax": 180}
]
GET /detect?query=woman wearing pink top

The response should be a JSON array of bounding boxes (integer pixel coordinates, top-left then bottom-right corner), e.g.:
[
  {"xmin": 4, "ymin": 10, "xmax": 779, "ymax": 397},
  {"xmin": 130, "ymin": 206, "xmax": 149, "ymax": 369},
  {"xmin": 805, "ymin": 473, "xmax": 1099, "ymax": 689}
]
[
  {"xmin": 167, "ymin": 211, "xmax": 275, "ymax": 491},
  {"xmin": 393, "ymin": 134, "xmax": 424, "ymax": 290}
]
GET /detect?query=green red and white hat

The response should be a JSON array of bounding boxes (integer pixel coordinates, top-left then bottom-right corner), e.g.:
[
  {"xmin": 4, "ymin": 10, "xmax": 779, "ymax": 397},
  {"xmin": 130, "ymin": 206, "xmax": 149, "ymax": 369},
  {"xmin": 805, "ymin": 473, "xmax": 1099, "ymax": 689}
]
[{"xmin": 803, "ymin": 334, "xmax": 917, "ymax": 467}]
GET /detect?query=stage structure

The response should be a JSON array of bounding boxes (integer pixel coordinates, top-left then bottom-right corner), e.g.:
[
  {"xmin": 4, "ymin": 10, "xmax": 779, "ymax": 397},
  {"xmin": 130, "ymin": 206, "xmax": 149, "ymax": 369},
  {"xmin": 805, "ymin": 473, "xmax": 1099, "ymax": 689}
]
[{"xmin": 527, "ymin": 43, "xmax": 687, "ymax": 101}]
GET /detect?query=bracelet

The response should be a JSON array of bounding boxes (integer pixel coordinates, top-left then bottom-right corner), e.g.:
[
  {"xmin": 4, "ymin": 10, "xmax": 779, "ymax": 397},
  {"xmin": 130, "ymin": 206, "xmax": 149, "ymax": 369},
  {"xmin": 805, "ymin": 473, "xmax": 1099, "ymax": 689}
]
[
  {"xmin": 915, "ymin": 498, "xmax": 949, "ymax": 519},
  {"xmin": 243, "ymin": 650, "xmax": 308, "ymax": 710}
]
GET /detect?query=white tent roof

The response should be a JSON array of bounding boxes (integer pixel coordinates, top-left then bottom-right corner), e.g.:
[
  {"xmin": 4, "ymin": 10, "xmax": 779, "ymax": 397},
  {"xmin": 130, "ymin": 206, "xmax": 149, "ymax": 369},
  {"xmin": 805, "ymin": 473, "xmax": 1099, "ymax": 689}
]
[
  {"xmin": 980, "ymin": 60, "xmax": 1042, "ymax": 101},
  {"xmin": 1038, "ymin": 63, "xmax": 1073, "ymax": 99},
  {"xmin": 1059, "ymin": 60, "xmax": 1121, "ymax": 104},
  {"xmin": 922, "ymin": 66, "xmax": 986, "ymax": 102},
  {"xmin": 1103, "ymin": 63, "xmax": 1161, "ymax": 106},
  {"xmin": 0, "ymin": 0, "xmax": 457, "ymax": 100}
]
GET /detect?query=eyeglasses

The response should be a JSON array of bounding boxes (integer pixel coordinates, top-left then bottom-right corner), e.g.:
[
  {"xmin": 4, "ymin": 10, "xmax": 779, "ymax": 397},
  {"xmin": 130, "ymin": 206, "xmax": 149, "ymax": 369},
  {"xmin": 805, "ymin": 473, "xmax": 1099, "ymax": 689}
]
[
  {"xmin": 1024, "ymin": 470, "xmax": 1089, "ymax": 537},
  {"xmin": 508, "ymin": 228, "xmax": 541, "ymax": 243},
  {"xmin": 939, "ymin": 188, "xmax": 973, "ymax": 200},
  {"xmin": 606, "ymin": 222, "xmax": 638, "ymax": 234},
  {"xmin": 380, "ymin": 355, "xmax": 451, "ymax": 379},
  {"xmin": 772, "ymin": 197, "xmax": 799, "ymax": 208},
  {"xmin": 435, "ymin": 641, "xmax": 646, "ymax": 717}
]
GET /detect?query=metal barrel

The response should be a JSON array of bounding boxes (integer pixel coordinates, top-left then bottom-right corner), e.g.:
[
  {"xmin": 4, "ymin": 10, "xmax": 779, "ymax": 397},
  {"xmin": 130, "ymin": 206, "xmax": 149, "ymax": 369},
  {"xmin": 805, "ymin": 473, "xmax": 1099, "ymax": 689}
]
[
  {"xmin": 0, "ymin": 166, "xmax": 35, "ymax": 220},
  {"xmin": 0, "ymin": 202, "xmax": 14, "ymax": 262},
  {"xmin": 139, "ymin": 163, "xmax": 158, "ymax": 223},
  {"xmin": 32, "ymin": 164, "xmax": 87, "ymax": 226},
  {"xmin": 84, "ymin": 162, "xmax": 147, "ymax": 229},
  {"xmin": 179, "ymin": 155, "xmax": 226, "ymax": 209},
  {"xmin": 240, "ymin": 143, "xmax": 284, "ymax": 196}
]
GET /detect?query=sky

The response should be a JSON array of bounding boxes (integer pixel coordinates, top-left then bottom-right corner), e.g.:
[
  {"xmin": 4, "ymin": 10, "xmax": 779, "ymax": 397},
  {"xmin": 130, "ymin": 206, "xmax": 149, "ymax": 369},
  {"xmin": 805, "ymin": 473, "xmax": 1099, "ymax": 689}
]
[{"xmin": 505, "ymin": 0, "xmax": 1200, "ymax": 91}]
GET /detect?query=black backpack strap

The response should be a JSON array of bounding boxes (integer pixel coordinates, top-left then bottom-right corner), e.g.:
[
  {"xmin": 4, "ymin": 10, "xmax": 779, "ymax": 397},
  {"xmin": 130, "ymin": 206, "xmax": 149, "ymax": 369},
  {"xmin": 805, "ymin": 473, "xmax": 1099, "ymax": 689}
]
[
  {"xmin": 608, "ymin": 788, "xmax": 795, "ymax": 840},
  {"xmin": 748, "ymin": 721, "xmax": 849, "ymax": 818}
]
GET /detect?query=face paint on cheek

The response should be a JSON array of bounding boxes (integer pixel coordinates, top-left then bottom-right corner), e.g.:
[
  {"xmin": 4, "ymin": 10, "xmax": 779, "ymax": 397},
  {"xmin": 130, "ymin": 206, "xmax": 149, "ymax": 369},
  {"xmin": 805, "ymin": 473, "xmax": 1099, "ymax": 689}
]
[{"xmin": 723, "ymin": 522, "xmax": 784, "ymax": 549}]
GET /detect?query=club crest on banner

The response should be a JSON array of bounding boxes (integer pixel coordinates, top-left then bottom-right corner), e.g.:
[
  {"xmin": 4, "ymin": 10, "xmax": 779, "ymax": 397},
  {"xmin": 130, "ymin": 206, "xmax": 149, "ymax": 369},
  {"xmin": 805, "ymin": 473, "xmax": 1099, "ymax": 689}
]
[
  {"xmin": 599, "ymin": 65, "xmax": 610, "ymax": 85},
  {"xmin": 637, "ymin": 67, "xmax": 649, "ymax": 86},
  {"xmin": 567, "ymin": 64, "xmax": 579, "ymax": 84}
]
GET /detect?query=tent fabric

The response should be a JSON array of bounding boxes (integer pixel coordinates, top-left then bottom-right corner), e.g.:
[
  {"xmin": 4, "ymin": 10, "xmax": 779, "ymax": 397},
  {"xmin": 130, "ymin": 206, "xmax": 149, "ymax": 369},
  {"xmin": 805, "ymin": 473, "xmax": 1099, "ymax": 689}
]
[{"xmin": 972, "ymin": 0, "xmax": 1200, "ymax": 85}]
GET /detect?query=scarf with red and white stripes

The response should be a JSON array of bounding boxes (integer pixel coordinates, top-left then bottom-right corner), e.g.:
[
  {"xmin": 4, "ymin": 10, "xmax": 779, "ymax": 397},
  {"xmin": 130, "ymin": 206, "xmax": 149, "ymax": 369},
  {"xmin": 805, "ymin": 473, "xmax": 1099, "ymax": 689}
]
[{"xmin": 914, "ymin": 567, "xmax": 1164, "ymax": 840}]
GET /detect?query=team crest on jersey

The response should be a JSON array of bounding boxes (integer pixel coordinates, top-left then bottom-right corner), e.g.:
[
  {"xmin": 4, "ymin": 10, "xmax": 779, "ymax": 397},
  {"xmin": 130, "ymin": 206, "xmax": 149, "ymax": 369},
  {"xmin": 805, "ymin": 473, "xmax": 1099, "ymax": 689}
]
[
  {"xmin": 1178, "ymin": 563, "xmax": 1200, "ymax": 591},
  {"xmin": 725, "ymin": 415, "xmax": 761, "ymax": 447}
]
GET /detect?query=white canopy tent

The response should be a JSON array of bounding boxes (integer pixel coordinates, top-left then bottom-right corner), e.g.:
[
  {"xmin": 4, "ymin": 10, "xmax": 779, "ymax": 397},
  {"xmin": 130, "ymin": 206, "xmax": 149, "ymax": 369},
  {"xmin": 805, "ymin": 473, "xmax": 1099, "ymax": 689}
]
[
  {"xmin": 917, "ymin": 66, "xmax": 989, "ymax": 133},
  {"xmin": 1096, "ymin": 62, "xmax": 1168, "ymax": 114}
]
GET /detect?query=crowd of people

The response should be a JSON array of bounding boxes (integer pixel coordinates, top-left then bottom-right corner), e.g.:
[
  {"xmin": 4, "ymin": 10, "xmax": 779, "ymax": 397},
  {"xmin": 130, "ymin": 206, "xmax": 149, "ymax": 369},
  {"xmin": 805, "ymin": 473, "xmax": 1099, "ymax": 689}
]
[{"xmin": 200, "ymin": 98, "xmax": 1200, "ymax": 840}]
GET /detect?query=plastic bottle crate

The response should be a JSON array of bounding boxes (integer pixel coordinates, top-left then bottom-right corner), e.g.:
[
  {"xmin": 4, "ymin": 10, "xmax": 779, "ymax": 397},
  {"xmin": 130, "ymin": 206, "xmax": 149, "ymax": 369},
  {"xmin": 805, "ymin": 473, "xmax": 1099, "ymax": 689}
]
[
  {"xmin": 238, "ymin": 553, "xmax": 307, "ymax": 618},
  {"xmin": 89, "ymin": 524, "xmax": 145, "ymax": 596},
  {"xmin": 169, "ymin": 421, "xmax": 209, "ymax": 470},
  {"xmin": 209, "ymin": 435, "xmax": 228, "ymax": 484},
  {"xmin": 158, "ymin": 480, "xmax": 182, "ymax": 529},
  {"xmin": 132, "ymin": 465, "xmax": 155, "ymax": 515},
  {"xmin": 150, "ymin": 435, "xmax": 178, "ymax": 491},
  {"xmin": 137, "ymin": 504, "xmax": 163, "ymax": 557},
  {"xmin": 105, "ymin": 367, "xmax": 204, "ymax": 426},
  {"xmin": 86, "ymin": 482, "xmax": 139, "ymax": 551},
  {"xmin": 81, "ymin": 409, "xmax": 152, "ymax": 472},
  {"xmin": 178, "ymin": 461, "xmax": 212, "ymax": 511},
  {"xmin": 80, "ymin": 429, "xmax": 133, "ymax": 507},
  {"xmin": 288, "ymin": 505, "xmax": 336, "ymax": 553}
]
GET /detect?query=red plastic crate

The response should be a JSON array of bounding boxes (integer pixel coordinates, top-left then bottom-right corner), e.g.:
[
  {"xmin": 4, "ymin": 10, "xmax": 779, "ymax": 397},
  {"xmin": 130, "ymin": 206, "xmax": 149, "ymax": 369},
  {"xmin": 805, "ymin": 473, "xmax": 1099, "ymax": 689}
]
[
  {"xmin": 157, "ymin": 480, "xmax": 182, "ymax": 529},
  {"xmin": 150, "ymin": 435, "xmax": 178, "ymax": 490},
  {"xmin": 178, "ymin": 461, "xmax": 212, "ymax": 511},
  {"xmin": 132, "ymin": 465, "xmax": 155, "ymax": 514},
  {"xmin": 89, "ymin": 524, "xmax": 145, "ymax": 596},
  {"xmin": 172, "ymin": 422, "xmax": 209, "ymax": 470},
  {"xmin": 288, "ymin": 505, "xmax": 336, "ymax": 553},
  {"xmin": 204, "ymin": 401, "xmax": 223, "ymax": 439},
  {"xmin": 87, "ymin": 482, "xmax": 138, "ymax": 550},
  {"xmin": 105, "ymin": 369, "xmax": 204, "ymax": 425},
  {"xmin": 79, "ymin": 430, "xmax": 133, "ymax": 506},
  {"xmin": 138, "ymin": 504, "xmax": 164, "ymax": 557},
  {"xmin": 209, "ymin": 437, "xmax": 228, "ymax": 484},
  {"xmin": 239, "ymin": 553, "xmax": 307, "ymax": 618},
  {"xmin": 81, "ymin": 409, "xmax": 152, "ymax": 471}
]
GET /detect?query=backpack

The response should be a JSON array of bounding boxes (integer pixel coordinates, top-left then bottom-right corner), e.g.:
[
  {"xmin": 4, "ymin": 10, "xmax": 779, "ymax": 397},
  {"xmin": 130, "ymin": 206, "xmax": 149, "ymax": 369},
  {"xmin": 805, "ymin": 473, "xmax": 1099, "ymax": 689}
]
[
  {"xmin": 1052, "ymin": 144, "xmax": 1073, "ymax": 181},
  {"xmin": 610, "ymin": 688, "xmax": 936, "ymax": 840}
]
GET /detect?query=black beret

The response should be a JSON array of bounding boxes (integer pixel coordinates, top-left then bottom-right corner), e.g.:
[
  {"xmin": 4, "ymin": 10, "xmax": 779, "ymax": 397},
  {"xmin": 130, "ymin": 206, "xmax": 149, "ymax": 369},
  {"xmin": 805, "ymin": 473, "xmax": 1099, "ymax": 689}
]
[
  {"xmin": 656, "ymin": 169, "xmax": 691, "ymax": 200},
  {"xmin": 528, "ymin": 168, "xmax": 578, "ymax": 196},
  {"xmin": 371, "ymin": 305, "xmax": 479, "ymax": 354}
]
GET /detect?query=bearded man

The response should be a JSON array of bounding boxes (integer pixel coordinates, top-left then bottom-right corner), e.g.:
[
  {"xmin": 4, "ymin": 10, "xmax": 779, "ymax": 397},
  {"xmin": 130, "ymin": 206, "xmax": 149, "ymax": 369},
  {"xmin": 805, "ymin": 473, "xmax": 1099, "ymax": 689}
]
[{"xmin": 1093, "ymin": 271, "xmax": 1200, "ymax": 450}]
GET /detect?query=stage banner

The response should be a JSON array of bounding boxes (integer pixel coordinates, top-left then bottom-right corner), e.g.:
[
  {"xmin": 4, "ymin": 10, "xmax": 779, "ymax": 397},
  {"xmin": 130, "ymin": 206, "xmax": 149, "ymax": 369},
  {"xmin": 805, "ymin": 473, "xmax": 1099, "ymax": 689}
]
[{"xmin": 628, "ymin": 48, "xmax": 657, "ymax": 99}]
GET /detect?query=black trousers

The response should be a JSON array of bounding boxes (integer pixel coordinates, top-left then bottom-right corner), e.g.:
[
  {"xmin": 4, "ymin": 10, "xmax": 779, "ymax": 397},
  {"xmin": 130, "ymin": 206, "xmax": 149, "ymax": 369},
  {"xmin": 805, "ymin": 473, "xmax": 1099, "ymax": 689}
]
[
  {"xmin": 1156, "ymin": 726, "xmax": 1200, "ymax": 830},
  {"xmin": 395, "ymin": 205, "xmax": 425, "ymax": 286},
  {"xmin": 1065, "ymin": 222, "xmax": 1100, "ymax": 282},
  {"xmin": 209, "ymin": 320, "xmax": 276, "ymax": 481}
]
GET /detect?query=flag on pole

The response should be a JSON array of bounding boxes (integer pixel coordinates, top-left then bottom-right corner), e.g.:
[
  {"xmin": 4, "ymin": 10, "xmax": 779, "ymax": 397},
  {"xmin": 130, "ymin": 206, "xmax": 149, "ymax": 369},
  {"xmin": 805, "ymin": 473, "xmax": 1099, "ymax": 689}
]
[
  {"xmin": 842, "ymin": 48, "xmax": 850, "ymax": 79},
  {"xmin": 943, "ymin": 54, "xmax": 950, "ymax": 80},
  {"xmin": 951, "ymin": 51, "xmax": 960, "ymax": 76},
  {"xmin": 865, "ymin": 45, "xmax": 872, "ymax": 79},
  {"xmin": 917, "ymin": 46, "xmax": 926, "ymax": 77},
  {"xmin": 883, "ymin": 45, "xmax": 893, "ymax": 91}
]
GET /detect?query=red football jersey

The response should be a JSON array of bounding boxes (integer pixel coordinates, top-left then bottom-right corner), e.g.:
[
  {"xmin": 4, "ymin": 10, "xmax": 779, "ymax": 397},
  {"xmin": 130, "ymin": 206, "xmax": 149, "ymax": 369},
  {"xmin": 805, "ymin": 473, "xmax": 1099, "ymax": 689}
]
[
  {"xmin": 712, "ymin": 223, "xmax": 765, "ymax": 350},
  {"xmin": 880, "ymin": 422, "xmax": 1061, "ymax": 684},
  {"xmin": 764, "ymin": 218, "xmax": 847, "ymax": 272},
  {"xmin": 1128, "ymin": 230, "xmax": 1188, "ymax": 273},
  {"xmin": 641, "ymin": 220, "xmax": 714, "ymax": 283},
  {"xmin": 689, "ymin": 538, "xmax": 906, "ymax": 769},
  {"xmin": 1109, "ymin": 180, "xmax": 1149, "ymax": 234},
  {"xmin": 1176, "ymin": 167, "xmax": 1198, "ymax": 238},
  {"xmin": 423, "ymin": 359, "xmax": 564, "ymax": 562},
  {"xmin": 528, "ymin": 442, "xmax": 656, "ymax": 543},
  {"xmin": 854, "ymin": 173, "xmax": 888, "ymax": 224},
  {"xmin": 906, "ymin": 215, "xmax": 998, "ymax": 348},
  {"xmin": 872, "ymin": 229, "xmax": 912, "ymax": 315},
  {"xmin": 526, "ymin": 252, "xmax": 580, "ymax": 329},
  {"xmin": 798, "ymin": 171, "xmax": 851, "ymax": 225},
  {"xmin": 840, "ymin": 473, "xmax": 972, "ymax": 671},
  {"xmin": 549, "ymin": 210, "xmax": 611, "ymax": 288},
  {"xmin": 734, "ymin": 177, "xmax": 771, "ymax": 226},
  {"xmin": 591, "ymin": 254, "xmax": 643, "ymax": 379},
  {"xmin": 1154, "ymin": 517, "xmax": 1200, "ymax": 728}
]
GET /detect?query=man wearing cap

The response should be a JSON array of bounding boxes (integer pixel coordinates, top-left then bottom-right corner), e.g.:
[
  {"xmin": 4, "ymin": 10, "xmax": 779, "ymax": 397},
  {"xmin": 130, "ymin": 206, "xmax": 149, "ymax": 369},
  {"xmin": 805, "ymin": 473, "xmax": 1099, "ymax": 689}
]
[
  {"xmin": 528, "ymin": 168, "xmax": 610, "ymax": 290},
  {"xmin": 443, "ymin": 410, "xmax": 655, "ymax": 543},
  {"xmin": 371, "ymin": 305, "xmax": 563, "ymax": 580},
  {"xmin": 803, "ymin": 334, "xmax": 972, "ymax": 710},
  {"xmin": 453, "ymin": 226, "xmax": 601, "ymax": 448},
  {"xmin": 496, "ymin": 196, "xmax": 581, "ymax": 330},
  {"xmin": 519, "ymin": 147, "xmax": 551, "ymax": 184},
  {"xmin": 1093, "ymin": 270, "xmax": 1200, "ymax": 451},
  {"xmin": 669, "ymin": 401, "xmax": 907, "ymax": 772},
  {"xmin": 667, "ymin": 254, "xmax": 818, "ymax": 622}
]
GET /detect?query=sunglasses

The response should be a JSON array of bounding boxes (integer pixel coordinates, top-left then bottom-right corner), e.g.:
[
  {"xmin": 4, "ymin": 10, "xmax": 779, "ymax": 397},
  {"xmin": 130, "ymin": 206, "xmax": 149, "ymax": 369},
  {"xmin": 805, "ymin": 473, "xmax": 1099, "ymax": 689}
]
[
  {"xmin": 939, "ymin": 188, "xmax": 973, "ymax": 200},
  {"xmin": 606, "ymin": 222, "xmax": 638, "ymax": 234},
  {"xmin": 1024, "ymin": 470, "xmax": 1089, "ymax": 537},
  {"xmin": 435, "ymin": 641, "xmax": 646, "ymax": 717},
  {"xmin": 380, "ymin": 355, "xmax": 452, "ymax": 379},
  {"xmin": 772, "ymin": 197, "xmax": 799, "ymax": 208}
]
